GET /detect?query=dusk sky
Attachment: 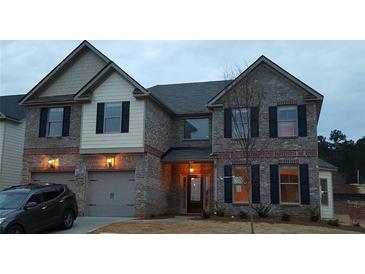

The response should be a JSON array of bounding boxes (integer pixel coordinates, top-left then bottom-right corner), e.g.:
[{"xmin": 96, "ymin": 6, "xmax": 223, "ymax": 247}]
[{"xmin": 1, "ymin": 40, "xmax": 364, "ymax": 140}]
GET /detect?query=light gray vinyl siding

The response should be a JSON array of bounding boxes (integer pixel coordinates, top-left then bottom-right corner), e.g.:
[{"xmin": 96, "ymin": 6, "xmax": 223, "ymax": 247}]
[
  {"xmin": 0, "ymin": 120, "xmax": 25, "ymax": 189},
  {"xmin": 80, "ymin": 71, "xmax": 145, "ymax": 151},
  {"xmin": 0, "ymin": 123, "xmax": 4, "ymax": 172},
  {"xmin": 39, "ymin": 48, "xmax": 107, "ymax": 97}
]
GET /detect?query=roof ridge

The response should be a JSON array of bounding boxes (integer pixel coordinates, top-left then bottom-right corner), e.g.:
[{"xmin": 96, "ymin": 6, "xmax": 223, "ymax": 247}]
[{"xmin": 148, "ymin": 79, "xmax": 232, "ymax": 89}]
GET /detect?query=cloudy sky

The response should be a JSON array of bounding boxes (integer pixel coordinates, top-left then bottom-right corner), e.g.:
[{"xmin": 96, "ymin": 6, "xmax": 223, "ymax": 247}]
[{"xmin": 1, "ymin": 40, "xmax": 364, "ymax": 140}]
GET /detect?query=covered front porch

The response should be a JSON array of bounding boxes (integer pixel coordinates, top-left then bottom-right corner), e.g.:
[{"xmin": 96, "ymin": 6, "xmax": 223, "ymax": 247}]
[{"xmin": 161, "ymin": 147, "xmax": 214, "ymax": 215}]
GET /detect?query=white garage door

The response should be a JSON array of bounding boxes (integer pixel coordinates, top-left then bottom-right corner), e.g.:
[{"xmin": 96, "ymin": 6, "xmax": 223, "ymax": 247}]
[
  {"xmin": 87, "ymin": 171, "xmax": 136, "ymax": 217},
  {"xmin": 31, "ymin": 172, "xmax": 76, "ymax": 193}
]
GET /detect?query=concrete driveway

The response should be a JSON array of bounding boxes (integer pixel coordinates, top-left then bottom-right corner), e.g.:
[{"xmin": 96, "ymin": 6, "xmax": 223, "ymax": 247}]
[{"xmin": 49, "ymin": 217, "xmax": 133, "ymax": 234}]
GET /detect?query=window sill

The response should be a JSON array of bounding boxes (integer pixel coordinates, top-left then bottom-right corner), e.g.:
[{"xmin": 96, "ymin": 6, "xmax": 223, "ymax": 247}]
[
  {"xmin": 45, "ymin": 136, "xmax": 63, "ymax": 139},
  {"xmin": 182, "ymin": 138, "xmax": 210, "ymax": 142},
  {"xmin": 278, "ymin": 136, "xmax": 298, "ymax": 139},
  {"xmin": 280, "ymin": 203, "xmax": 301, "ymax": 207}
]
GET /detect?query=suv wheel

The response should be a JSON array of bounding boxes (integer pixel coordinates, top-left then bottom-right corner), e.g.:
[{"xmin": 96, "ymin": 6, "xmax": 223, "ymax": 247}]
[
  {"xmin": 62, "ymin": 210, "xmax": 74, "ymax": 230},
  {"xmin": 7, "ymin": 225, "xmax": 24, "ymax": 234}
]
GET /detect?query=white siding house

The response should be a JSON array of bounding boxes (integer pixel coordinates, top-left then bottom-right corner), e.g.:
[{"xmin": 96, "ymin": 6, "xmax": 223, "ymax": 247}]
[
  {"xmin": 0, "ymin": 94, "xmax": 26, "ymax": 190},
  {"xmin": 80, "ymin": 71, "xmax": 145, "ymax": 152}
]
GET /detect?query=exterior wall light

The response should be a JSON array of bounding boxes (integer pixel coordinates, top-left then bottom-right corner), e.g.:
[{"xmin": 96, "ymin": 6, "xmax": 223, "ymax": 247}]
[
  {"xmin": 189, "ymin": 167, "xmax": 194, "ymax": 173},
  {"xmin": 48, "ymin": 159, "xmax": 57, "ymax": 168},
  {"xmin": 106, "ymin": 157, "xmax": 115, "ymax": 168}
]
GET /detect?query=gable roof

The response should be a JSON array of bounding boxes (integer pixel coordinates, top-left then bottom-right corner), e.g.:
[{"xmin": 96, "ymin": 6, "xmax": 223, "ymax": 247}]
[
  {"xmin": 207, "ymin": 55, "xmax": 324, "ymax": 107},
  {"xmin": 0, "ymin": 94, "xmax": 26, "ymax": 121},
  {"xmin": 148, "ymin": 80, "xmax": 232, "ymax": 115},
  {"xmin": 19, "ymin": 40, "xmax": 111, "ymax": 105},
  {"xmin": 74, "ymin": 62, "xmax": 149, "ymax": 100},
  {"xmin": 319, "ymin": 158, "xmax": 338, "ymax": 171}
]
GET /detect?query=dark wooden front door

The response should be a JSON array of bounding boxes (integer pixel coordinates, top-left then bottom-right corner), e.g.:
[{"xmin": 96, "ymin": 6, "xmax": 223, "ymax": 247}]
[{"xmin": 187, "ymin": 176, "xmax": 203, "ymax": 213}]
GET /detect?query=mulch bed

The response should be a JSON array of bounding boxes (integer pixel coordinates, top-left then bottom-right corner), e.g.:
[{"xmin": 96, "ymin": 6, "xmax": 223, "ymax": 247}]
[{"xmin": 191, "ymin": 215, "xmax": 365, "ymax": 233}]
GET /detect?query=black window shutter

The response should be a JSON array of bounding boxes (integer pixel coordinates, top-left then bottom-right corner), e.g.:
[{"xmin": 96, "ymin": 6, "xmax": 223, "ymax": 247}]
[
  {"xmin": 38, "ymin": 108, "xmax": 48, "ymax": 137},
  {"xmin": 251, "ymin": 165, "xmax": 260, "ymax": 203},
  {"xmin": 224, "ymin": 108, "xmax": 232, "ymax": 138},
  {"xmin": 96, "ymin": 103, "xmax": 105, "ymax": 134},
  {"xmin": 270, "ymin": 165, "xmax": 279, "ymax": 204},
  {"xmin": 298, "ymin": 105, "xmax": 307, "ymax": 137},
  {"xmin": 224, "ymin": 165, "xmax": 232, "ymax": 203},
  {"xmin": 62, "ymin": 106, "xmax": 71, "ymax": 137},
  {"xmin": 250, "ymin": 107, "xmax": 259, "ymax": 137},
  {"xmin": 269, "ymin": 106, "xmax": 278, "ymax": 138},
  {"xmin": 121, "ymin": 101, "xmax": 130, "ymax": 133},
  {"xmin": 300, "ymin": 164, "xmax": 310, "ymax": 204}
]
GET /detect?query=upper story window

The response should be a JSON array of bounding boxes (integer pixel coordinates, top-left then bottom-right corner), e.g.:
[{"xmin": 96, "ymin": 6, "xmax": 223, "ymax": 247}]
[
  {"xmin": 47, "ymin": 108, "xmax": 64, "ymax": 137},
  {"xmin": 280, "ymin": 165, "xmax": 300, "ymax": 204},
  {"xmin": 104, "ymin": 102, "xmax": 122, "ymax": 133},
  {"xmin": 232, "ymin": 108, "xmax": 250, "ymax": 138},
  {"xmin": 277, "ymin": 106, "xmax": 297, "ymax": 137},
  {"xmin": 184, "ymin": 118, "xmax": 209, "ymax": 140}
]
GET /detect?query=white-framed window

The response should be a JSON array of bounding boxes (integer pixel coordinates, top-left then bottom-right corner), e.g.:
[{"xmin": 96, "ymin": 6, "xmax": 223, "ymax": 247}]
[
  {"xmin": 277, "ymin": 106, "xmax": 298, "ymax": 137},
  {"xmin": 232, "ymin": 108, "xmax": 250, "ymax": 138},
  {"xmin": 184, "ymin": 118, "xmax": 209, "ymax": 140},
  {"xmin": 232, "ymin": 166, "xmax": 250, "ymax": 203},
  {"xmin": 47, "ymin": 108, "xmax": 64, "ymax": 137},
  {"xmin": 104, "ymin": 102, "xmax": 122, "ymax": 133},
  {"xmin": 280, "ymin": 165, "xmax": 300, "ymax": 204}
]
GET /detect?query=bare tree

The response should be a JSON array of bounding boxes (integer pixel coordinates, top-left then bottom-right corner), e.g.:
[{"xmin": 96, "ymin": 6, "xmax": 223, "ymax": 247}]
[{"xmin": 223, "ymin": 64, "xmax": 268, "ymax": 234}]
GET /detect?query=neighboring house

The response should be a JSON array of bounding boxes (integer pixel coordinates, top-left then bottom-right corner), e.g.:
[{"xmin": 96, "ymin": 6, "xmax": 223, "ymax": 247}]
[
  {"xmin": 19, "ymin": 40, "xmax": 326, "ymax": 218},
  {"xmin": 0, "ymin": 94, "xmax": 26, "ymax": 190}
]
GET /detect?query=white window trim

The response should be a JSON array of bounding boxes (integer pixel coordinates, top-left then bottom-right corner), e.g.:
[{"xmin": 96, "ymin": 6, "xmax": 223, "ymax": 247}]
[
  {"xmin": 279, "ymin": 165, "xmax": 301, "ymax": 205},
  {"xmin": 183, "ymin": 118, "xmax": 210, "ymax": 140},
  {"xmin": 46, "ymin": 107, "xmax": 64, "ymax": 137},
  {"xmin": 277, "ymin": 105, "xmax": 298, "ymax": 137},
  {"xmin": 103, "ymin": 102, "xmax": 122, "ymax": 134},
  {"xmin": 232, "ymin": 108, "xmax": 250, "ymax": 139}
]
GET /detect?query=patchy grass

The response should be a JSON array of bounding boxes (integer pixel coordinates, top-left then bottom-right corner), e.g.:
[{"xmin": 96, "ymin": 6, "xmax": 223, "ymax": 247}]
[{"xmin": 90, "ymin": 217, "xmax": 364, "ymax": 234}]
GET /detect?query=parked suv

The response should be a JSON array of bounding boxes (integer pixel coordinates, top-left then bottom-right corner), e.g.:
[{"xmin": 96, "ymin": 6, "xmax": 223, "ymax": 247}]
[{"xmin": 0, "ymin": 184, "xmax": 78, "ymax": 233}]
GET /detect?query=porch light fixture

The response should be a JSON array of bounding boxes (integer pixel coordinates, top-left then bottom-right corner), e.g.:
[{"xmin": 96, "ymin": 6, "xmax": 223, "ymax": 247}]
[
  {"xmin": 106, "ymin": 157, "xmax": 115, "ymax": 168},
  {"xmin": 48, "ymin": 159, "xmax": 57, "ymax": 169},
  {"xmin": 189, "ymin": 167, "xmax": 194, "ymax": 173}
]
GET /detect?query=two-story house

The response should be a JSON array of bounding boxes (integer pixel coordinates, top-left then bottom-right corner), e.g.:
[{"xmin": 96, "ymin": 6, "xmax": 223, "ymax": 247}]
[{"xmin": 19, "ymin": 41, "xmax": 324, "ymax": 217}]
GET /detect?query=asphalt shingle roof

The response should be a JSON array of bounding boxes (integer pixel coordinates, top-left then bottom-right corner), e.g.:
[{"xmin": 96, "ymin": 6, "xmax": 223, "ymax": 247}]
[
  {"xmin": 161, "ymin": 147, "xmax": 213, "ymax": 162},
  {"xmin": 0, "ymin": 94, "xmax": 25, "ymax": 120},
  {"xmin": 319, "ymin": 158, "xmax": 338, "ymax": 170},
  {"xmin": 148, "ymin": 80, "xmax": 232, "ymax": 114}
]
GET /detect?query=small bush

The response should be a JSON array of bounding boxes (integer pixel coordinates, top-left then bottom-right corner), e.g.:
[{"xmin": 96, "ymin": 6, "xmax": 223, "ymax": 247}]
[
  {"xmin": 281, "ymin": 212, "xmax": 291, "ymax": 222},
  {"xmin": 252, "ymin": 204, "xmax": 271, "ymax": 218},
  {"xmin": 201, "ymin": 210, "xmax": 210, "ymax": 219},
  {"xmin": 353, "ymin": 222, "xmax": 360, "ymax": 227},
  {"xmin": 306, "ymin": 206, "xmax": 320, "ymax": 222},
  {"xmin": 215, "ymin": 202, "xmax": 225, "ymax": 217},
  {"xmin": 327, "ymin": 219, "xmax": 339, "ymax": 226},
  {"xmin": 239, "ymin": 210, "xmax": 248, "ymax": 219}
]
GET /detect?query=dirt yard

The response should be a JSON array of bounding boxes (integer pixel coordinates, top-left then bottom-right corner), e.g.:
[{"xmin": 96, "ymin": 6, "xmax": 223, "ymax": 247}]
[{"xmin": 90, "ymin": 216, "xmax": 365, "ymax": 234}]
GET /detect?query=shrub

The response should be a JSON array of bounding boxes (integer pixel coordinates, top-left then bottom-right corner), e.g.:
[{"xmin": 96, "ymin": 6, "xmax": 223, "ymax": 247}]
[
  {"xmin": 215, "ymin": 202, "xmax": 225, "ymax": 217},
  {"xmin": 281, "ymin": 212, "xmax": 291, "ymax": 222},
  {"xmin": 239, "ymin": 210, "xmax": 248, "ymax": 219},
  {"xmin": 252, "ymin": 204, "xmax": 271, "ymax": 218},
  {"xmin": 201, "ymin": 210, "xmax": 210, "ymax": 219},
  {"xmin": 327, "ymin": 219, "xmax": 339, "ymax": 226},
  {"xmin": 306, "ymin": 206, "xmax": 320, "ymax": 222}
]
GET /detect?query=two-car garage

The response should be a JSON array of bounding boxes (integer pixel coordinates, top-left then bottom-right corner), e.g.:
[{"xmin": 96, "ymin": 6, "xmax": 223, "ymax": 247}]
[{"xmin": 31, "ymin": 171, "xmax": 136, "ymax": 217}]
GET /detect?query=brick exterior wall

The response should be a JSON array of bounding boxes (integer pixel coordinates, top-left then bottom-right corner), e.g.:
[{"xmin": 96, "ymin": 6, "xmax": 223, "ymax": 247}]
[
  {"xmin": 22, "ymin": 101, "xmax": 170, "ymax": 217},
  {"xmin": 24, "ymin": 105, "xmax": 81, "ymax": 149},
  {"xmin": 212, "ymin": 63, "xmax": 320, "ymax": 216}
]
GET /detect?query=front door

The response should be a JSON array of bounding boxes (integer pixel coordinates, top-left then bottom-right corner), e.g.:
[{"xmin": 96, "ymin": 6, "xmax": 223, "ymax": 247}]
[
  {"xmin": 320, "ymin": 175, "xmax": 334, "ymax": 219},
  {"xmin": 187, "ymin": 176, "xmax": 203, "ymax": 213}
]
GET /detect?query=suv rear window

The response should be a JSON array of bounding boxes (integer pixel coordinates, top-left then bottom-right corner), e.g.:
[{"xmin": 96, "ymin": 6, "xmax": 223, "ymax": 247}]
[{"xmin": 43, "ymin": 187, "xmax": 64, "ymax": 202}]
